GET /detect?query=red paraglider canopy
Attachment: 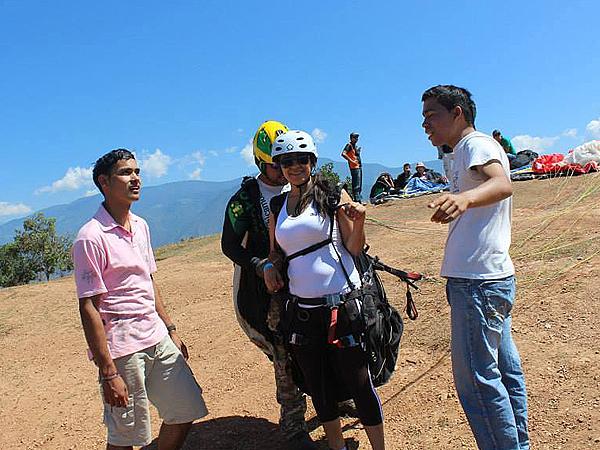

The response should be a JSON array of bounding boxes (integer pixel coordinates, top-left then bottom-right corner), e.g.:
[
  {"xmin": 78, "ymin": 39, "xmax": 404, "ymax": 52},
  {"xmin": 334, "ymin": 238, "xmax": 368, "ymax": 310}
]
[{"xmin": 532, "ymin": 153, "xmax": 598, "ymax": 175}]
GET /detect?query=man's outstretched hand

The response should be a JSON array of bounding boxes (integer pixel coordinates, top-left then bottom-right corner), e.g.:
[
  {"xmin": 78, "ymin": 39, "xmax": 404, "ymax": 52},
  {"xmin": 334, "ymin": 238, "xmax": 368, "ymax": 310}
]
[{"xmin": 428, "ymin": 193, "xmax": 470, "ymax": 224}]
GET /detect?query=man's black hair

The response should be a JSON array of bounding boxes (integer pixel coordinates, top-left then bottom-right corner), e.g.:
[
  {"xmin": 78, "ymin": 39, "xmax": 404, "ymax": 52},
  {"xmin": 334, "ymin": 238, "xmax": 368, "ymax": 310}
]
[
  {"xmin": 422, "ymin": 85, "xmax": 477, "ymax": 127},
  {"xmin": 492, "ymin": 129, "xmax": 501, "ymax": 137},
  {"xmin": 92, "ymin": 148, "xmax": 136, "ymax": 195}
]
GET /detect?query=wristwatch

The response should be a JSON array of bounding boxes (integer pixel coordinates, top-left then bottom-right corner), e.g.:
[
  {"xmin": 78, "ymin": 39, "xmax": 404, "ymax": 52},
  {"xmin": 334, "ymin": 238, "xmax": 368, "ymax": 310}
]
[{"xmin": 166, "ymin": 324, "xmax": 177, "ymax": 333}]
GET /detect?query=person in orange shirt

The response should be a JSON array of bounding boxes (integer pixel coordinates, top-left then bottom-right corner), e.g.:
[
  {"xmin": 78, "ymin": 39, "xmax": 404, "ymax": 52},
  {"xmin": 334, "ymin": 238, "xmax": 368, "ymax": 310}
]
[{"xmin": 341, "ymin": 132, "xmax": 363, "ymax": 203}]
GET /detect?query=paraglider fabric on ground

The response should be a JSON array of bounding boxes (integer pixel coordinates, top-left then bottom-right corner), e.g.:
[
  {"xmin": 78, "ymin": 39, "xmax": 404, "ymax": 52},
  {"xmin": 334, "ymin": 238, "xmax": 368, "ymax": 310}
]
[{"xmin": 370, "ymin": 177, "xmax": 449, "ymax": 204}]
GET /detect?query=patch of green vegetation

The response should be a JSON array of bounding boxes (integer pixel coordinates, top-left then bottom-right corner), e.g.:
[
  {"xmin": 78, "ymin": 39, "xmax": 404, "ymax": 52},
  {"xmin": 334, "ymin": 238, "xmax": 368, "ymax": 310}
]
[{"xmin": 155, "ymin": 234, "xmax": 221, "ymax": 261}]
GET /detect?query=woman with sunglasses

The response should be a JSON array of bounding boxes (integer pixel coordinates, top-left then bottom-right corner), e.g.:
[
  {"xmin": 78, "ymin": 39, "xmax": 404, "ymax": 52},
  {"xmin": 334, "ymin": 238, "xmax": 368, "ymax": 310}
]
[{"xmin": 264, "ymin": 130, "xmax": 385, "ymax": 450}]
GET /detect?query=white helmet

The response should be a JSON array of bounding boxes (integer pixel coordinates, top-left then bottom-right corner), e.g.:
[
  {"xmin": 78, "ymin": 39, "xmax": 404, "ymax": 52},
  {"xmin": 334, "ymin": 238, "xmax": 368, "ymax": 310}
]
[{"xmin": 271, "ymin": 130, "xmax": 318, "ymax": 160}]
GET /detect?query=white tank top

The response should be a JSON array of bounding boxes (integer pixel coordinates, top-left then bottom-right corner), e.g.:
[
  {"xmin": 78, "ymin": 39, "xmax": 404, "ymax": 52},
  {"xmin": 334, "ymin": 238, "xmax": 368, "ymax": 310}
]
[{"xmin": 275, "ymin": 197, "xmax": 361, "ymax": 298}]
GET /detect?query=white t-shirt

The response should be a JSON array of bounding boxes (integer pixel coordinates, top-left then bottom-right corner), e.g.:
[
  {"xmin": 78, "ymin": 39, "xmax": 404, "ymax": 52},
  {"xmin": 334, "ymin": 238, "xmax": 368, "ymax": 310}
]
[
  {"xmin": 441, "ymin": 131, "xmax": 514, "ymax": 279},
  {"xmin": 442, "ymin": 151, "xmax": 454, "ymax": 179},
  {"xmin": 256, "ymin": 176, "xmax": 289, "ymax": 227},
  {"xmin": 275, "ymin": 199, "xmax": 361, "ymax": 298}
]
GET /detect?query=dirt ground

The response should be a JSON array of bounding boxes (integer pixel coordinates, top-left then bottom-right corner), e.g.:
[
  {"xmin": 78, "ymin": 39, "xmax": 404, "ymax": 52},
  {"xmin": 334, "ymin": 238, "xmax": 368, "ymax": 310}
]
[{"xmin": 1, "ymin": 173, "xmax": 599, "ymax": 449}]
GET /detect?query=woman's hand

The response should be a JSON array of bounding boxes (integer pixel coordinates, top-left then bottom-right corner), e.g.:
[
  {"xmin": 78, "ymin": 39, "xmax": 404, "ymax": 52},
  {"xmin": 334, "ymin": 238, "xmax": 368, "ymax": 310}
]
[
  {"xmin": 336, "ymin": 190, "xmax": 366, "ymax": 256},
  {"xmin": 340, "ymin": 201, "xmax": 366, "ymax": 223},
  {"xmin": 264, "ymin": 264, "xmax": 285, "ymax": 293}
]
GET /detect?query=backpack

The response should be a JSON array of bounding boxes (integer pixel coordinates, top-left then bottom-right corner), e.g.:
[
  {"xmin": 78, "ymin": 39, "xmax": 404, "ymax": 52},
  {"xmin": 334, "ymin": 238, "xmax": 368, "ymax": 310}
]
[
  {"xmin": 270, "ymin": 189, "xmax": 420, "ymax": 389},
  {"xmin": 510, "ymin": 149, "xmax": 539, "ymax": 170}
]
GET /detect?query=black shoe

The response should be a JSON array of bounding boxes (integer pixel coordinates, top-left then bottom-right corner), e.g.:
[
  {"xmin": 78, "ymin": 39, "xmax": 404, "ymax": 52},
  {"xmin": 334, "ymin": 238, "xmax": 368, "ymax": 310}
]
[{"xmin": 287, "ymin": 432, "xmax": 319, "ymax": 450}]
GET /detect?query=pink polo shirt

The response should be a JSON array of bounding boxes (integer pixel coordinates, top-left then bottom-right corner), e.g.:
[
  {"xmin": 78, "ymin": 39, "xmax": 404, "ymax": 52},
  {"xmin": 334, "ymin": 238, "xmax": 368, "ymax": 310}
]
[{"xmin": 72, "ymin": 204, "xmax": 167, "ymax": 359}]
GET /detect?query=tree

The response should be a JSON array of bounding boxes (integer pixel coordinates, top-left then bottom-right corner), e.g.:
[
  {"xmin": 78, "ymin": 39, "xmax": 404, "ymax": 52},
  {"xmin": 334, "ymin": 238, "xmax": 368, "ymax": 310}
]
[
  {"xmin": 318, "ymin": 162, "xmax": 353, "ymax": 197},
  {"xmin": 0, "ymin": 242, "xmax": 36, "ymax": 287},
  {"xmin": 13, "ymin": 213, "xmax": 73, "ymax": 282},
  {"xmin": 342, "ymin": 175, "xmax": 353, "ymax": 197},
  {"xmin": 319, "ymin": 162, "xmax": 341, "ymax": 185}
]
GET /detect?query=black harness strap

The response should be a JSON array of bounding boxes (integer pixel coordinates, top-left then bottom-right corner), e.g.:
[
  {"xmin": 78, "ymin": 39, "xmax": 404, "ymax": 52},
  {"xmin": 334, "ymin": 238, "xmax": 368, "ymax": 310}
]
[
  {"xmin": 285, "ymin": 238, "xmax": 331, "ymax": 262},
  {"xmin": 285, "ymin": 213, "xmax": 334, "ymax": 263}
]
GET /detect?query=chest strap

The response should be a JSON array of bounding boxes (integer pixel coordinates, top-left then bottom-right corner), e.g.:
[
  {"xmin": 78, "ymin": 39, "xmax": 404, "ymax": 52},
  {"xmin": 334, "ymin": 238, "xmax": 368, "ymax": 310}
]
[{"xmin": 285, "ymin": 237, "xmax": 331, "ymax": 263}]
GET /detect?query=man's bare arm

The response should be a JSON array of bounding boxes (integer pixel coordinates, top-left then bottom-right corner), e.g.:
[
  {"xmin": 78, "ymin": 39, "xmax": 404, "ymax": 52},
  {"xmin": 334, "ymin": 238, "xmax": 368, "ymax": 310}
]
[
  {"xmin": 429, "ymin": 160, "xmax": 512, "ymax": 223},
  {"xmin": 465, "ymin": 161, "xmax": 513, "ymax": 207},
  {"xmin": 341, "ymin": 150, "xmax": 358, "ymax": 165},
  {"xmin": 79, "ymin": 297, "xmax": 129, "ymax": 407}
]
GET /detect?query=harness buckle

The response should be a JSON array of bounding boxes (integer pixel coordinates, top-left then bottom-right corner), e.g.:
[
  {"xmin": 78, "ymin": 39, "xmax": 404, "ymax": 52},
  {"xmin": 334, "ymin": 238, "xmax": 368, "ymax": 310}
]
[
  {"xmin": 324, "ymin": 293, "xmax": 344, "ymax": 307},
  {"xmin": 289, "ymin": 333, "xmax": 307, "ymax": 346}
]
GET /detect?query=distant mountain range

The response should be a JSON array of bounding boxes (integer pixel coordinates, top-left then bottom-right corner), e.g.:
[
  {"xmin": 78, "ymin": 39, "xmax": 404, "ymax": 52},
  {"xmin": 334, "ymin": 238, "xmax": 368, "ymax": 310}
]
[{"xmin": 0, "ymin": 158, "xmax": 442, "ymax": 247}]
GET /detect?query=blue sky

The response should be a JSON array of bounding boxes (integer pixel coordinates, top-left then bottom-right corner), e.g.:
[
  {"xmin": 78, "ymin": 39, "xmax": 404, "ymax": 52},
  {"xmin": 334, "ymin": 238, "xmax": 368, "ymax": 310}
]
[{"xmin": 1, "ymin": 0, "xmax": 599, "ymax": 223}]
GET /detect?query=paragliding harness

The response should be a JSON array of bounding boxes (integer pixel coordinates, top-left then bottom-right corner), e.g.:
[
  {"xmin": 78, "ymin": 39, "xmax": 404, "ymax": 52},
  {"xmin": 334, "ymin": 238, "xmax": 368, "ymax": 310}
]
[{"xmin": 269, "ymin": 190, "xmax": 421, "ymax": 390}]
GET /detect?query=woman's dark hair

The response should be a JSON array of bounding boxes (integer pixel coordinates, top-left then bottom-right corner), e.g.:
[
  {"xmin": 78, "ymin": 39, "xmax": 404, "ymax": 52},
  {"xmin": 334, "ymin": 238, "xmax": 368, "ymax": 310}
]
[
  {"xmin": 421, "ymin": 85, "xmax": 477, "ymax": 127},
  {"xmin": 292, "ymin": 154, "xmax": 339, "ymax": 217},
  {"xmin": 92, "ymin": 148, "xmax": 135, "ymax": 195}
]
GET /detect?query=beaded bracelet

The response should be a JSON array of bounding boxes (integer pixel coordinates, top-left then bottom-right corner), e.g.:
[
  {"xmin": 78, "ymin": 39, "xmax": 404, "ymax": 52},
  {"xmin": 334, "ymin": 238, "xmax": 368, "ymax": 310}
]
[{"xmin": 100, "ymin": 372, "xmax": 120, "ymax": 383}]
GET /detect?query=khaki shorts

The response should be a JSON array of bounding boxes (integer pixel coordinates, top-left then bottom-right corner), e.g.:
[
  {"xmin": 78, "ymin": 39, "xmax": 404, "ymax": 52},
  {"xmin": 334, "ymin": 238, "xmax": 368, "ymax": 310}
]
[{"xmin": 101, "ymin": 336, "xmax": 208, "ymax": 447}]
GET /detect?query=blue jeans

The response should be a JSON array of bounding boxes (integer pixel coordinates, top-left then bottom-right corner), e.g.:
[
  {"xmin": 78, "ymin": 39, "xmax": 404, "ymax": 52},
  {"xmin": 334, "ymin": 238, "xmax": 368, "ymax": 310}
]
[
  {"xmin": 350, "ymin": 167, "xmax": 362, "ymax": 202},
  {"xmin": 446, "ymin": 276, "xmax": 529, "ymax": 450}
]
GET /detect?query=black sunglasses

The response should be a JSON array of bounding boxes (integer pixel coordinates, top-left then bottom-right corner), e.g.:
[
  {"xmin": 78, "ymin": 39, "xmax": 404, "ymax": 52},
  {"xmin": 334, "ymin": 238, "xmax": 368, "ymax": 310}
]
[{"xmin": 279, "ymin": 154, "xmax": 311, "ymax": 168}]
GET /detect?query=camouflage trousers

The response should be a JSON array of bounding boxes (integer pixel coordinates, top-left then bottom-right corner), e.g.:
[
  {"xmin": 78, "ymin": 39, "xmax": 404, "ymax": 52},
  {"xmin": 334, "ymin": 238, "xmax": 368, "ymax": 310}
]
[{"xmin": 234, "ymin": 296, "xmax": 307, "ymax": 439}]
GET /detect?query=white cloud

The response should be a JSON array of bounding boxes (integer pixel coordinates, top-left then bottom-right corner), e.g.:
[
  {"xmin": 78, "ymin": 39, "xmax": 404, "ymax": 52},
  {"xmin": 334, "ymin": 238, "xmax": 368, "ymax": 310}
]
[
  {"xmin": 191, "ymin": 151, "xmax": 206, "ymax": 165},
  {"xmin": 512, "ymin": 135, "xmax": 559, "ymax": 153},
  {"xmin": 311, "ymin": 128, "xmax": 328, "ymax": 144},
  {"xmin": 586, "ymin": 118, "xmax": 600, "ymax": 138},
  {"xmin": 209, "ymin": 150, "xmax": 218, "ymax": 157},
  {"xmin": 139, "ymin": 149, "xmax": 171, "ymax": 178},
  {"xmin": 185, "ymin": 151, "xmax": 206, "ymax": 180},
  {"xmin": 189, "ymin": 168, "xmax": 202, "ymax": 180},
  {"xmin": 36, "ymin": 166, "xmax": 94, "ymax": 194},
  {"xmin": 0, "ymin": 202, "xmax": 32, "ymax": 217},
  {"xmin": 237, "ymin": 128, "xmax": 244, "ymax": 133},
  {"xmin": 225, "ymin": 146, "xmax": 237, "ymax": 154},
  {"xmin": 562, "ymin": 128, "xmax": 578, "ymax": 138},
  {"xmin": 240, "ymin": 139, "xmax": 254, "ymax": 166},
  {"xmin": 84, "ymin": 189, "xmax": 98, "ymax": 197}
]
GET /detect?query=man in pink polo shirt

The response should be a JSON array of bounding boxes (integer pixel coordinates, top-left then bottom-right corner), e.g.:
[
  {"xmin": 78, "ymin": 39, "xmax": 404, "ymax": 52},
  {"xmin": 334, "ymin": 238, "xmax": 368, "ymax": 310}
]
[{"xmin": 73, "ymin": 149, "xmax": 207, "ymax": 450}]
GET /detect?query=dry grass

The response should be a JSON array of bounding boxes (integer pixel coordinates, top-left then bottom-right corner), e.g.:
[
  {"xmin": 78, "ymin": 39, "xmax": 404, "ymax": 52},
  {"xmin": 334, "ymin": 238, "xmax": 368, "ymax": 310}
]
[{"xmin": 155, "ymin": 234, "xmax": 221, "ymax": 261}]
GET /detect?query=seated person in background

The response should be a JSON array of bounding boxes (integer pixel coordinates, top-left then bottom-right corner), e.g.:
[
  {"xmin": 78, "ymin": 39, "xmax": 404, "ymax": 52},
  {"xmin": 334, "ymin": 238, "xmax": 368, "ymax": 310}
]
[
  {"xmin": 412, "ymin": 162, "xmax": 448, "ymax": 184},
  {"xmin": 369, "ymin": 172, "xmax": 397, "ymax": 201},
  {"xmin": 394, "ymin": 163, "xmax": 412, "ymax": 190},
  {"xmin": 492, "ymin": 130, "xmax": 517, "ymax": 162}
]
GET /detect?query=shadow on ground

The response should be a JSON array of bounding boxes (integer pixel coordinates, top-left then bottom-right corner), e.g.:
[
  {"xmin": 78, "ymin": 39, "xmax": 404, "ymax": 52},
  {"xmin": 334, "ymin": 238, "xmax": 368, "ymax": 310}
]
[{"xmin": 143, "ymin": 415, "xmax": 360, "ymax": 449}]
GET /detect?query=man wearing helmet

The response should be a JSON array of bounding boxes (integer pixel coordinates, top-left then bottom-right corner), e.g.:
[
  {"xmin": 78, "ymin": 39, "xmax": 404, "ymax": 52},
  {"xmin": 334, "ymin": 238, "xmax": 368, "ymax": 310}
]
[{"xmin": 221, "ymin": 121, "xmax": 315, "ymax": 450}]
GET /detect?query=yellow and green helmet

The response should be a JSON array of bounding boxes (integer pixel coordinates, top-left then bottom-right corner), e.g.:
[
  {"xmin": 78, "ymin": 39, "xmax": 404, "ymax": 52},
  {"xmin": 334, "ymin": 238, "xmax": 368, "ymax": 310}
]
[{"xmin": 253, "ymin": 120, "xmax": 288, "ymax": 174}]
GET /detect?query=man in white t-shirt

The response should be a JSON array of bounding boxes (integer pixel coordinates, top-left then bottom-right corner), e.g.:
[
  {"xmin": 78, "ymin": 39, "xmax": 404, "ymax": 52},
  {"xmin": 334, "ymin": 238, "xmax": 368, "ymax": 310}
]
[{"xmin": 421, "ymin": 85, "xmax": 529, "ymax": 450}]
